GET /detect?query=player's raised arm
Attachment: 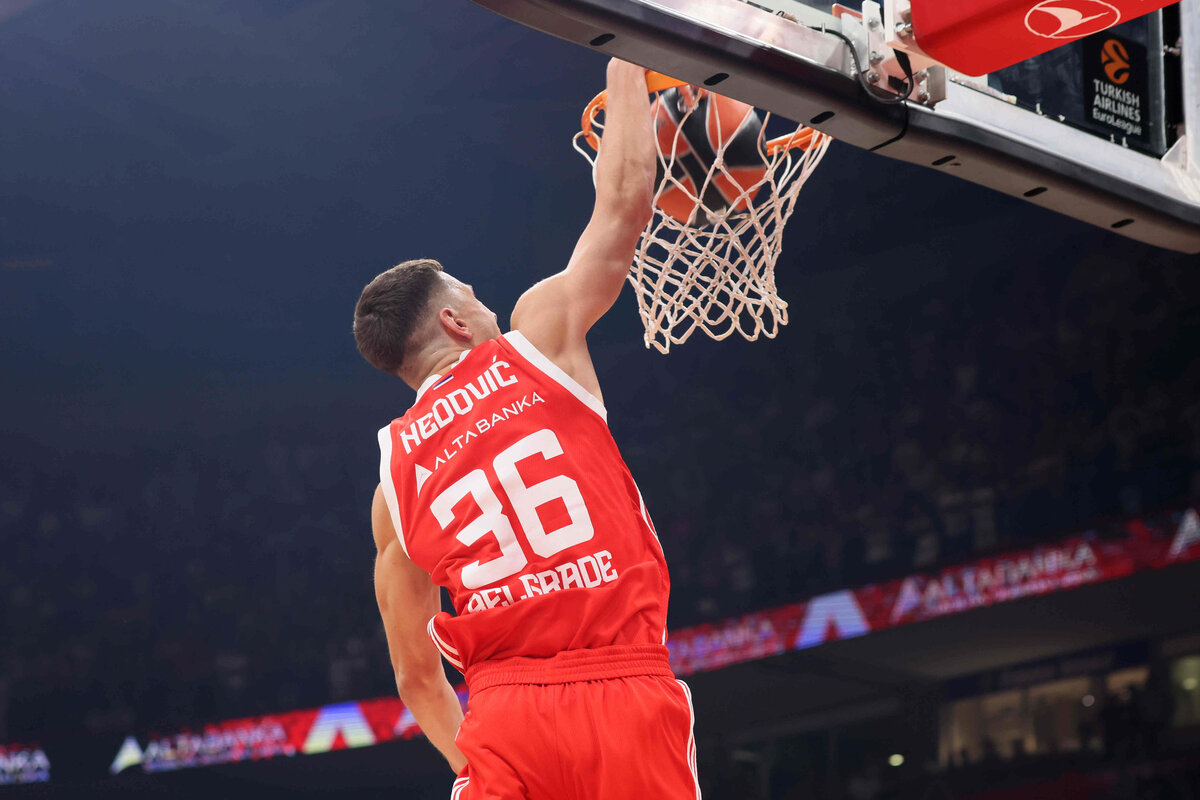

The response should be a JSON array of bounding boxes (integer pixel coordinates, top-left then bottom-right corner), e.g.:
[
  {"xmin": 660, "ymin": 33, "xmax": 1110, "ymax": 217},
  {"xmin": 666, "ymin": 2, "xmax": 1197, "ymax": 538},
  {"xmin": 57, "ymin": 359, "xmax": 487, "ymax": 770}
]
[
  {"xmin": 371, "ymin": 485, "xmax": 467, "ymax": 773},
  {"xmin": 511, "ymin": 58, "xmax": 656, "ymax": 396}
]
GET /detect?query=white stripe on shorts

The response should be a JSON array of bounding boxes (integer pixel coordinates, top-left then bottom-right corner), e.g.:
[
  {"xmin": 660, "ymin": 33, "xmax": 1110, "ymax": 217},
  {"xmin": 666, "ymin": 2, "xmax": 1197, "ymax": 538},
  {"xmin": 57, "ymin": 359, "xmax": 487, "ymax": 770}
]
[{"xmin": 677, "ymin": 679, "xmax": 702, "ymax": 799}]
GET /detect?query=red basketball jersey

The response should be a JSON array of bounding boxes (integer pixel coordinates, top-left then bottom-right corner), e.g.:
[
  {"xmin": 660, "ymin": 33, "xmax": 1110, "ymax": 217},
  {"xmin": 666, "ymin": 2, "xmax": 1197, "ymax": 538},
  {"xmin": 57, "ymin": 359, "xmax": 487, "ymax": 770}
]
[{"xmin": 377, "ymin": 331, "xmax": 669, "ymax": 673}]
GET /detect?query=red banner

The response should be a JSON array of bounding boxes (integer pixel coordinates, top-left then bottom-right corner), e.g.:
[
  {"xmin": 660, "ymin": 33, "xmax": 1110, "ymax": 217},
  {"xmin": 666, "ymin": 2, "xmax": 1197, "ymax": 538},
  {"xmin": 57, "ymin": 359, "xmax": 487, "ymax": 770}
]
[
  {"xmin": 910, "ymin": 0, "xmax": 1178, "ymax": 76},
  {"xmin": 0, "ymin": 744, "xmax": 50, "ymax": 785},
  {"xmin": 667, "ymin": 507, "xmax": 1200, "ymax": 676},
  {"xmin": 94, "ymin": 506, "xmax": 1200, "ymax": 775},
  {"xmin": 108, "ymin": 689, "xmax": 470, "ymax": 774}
]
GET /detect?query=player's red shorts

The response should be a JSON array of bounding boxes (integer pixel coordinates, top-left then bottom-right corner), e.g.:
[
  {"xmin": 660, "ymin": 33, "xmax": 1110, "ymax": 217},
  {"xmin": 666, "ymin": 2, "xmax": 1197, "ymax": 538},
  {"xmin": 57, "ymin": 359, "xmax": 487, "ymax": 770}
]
[{"xmin": 451, "ymin": 644, "xmax": 700, "ymax": 800}]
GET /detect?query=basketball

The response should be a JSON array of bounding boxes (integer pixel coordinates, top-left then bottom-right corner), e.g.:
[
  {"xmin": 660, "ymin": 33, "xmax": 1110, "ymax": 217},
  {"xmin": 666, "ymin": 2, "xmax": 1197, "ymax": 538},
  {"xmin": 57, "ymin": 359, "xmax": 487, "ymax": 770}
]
[{"xmin": 652, "ymin": 86, "xmax": 768, "ymax": 224}]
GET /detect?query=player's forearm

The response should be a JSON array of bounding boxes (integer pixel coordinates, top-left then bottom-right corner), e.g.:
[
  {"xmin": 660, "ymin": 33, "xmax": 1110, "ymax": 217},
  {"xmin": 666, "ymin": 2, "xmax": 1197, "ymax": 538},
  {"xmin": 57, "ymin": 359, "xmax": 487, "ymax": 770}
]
[
  {"xmin": 397, "ymin": 672, "xmax": 468, "ymax": 773},
  {"xmin": 594, "ymin": 62, "xmax": 656, "ymax": 222}
]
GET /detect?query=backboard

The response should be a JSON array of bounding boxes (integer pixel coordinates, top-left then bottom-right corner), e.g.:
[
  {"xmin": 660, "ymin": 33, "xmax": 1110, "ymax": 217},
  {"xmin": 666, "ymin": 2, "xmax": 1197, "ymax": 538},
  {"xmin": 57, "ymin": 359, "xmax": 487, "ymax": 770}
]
[{"xmin": 468, "ymin": 0, "xmax": 1200, "ymax": 252}]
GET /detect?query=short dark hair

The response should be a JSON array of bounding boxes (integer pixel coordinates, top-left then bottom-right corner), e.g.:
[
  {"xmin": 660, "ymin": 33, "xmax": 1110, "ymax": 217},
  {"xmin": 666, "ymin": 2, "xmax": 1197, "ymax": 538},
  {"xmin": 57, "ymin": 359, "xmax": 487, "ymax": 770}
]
[{"xmin": 353, "ymin": 258, "xmax": 445, "ymax": 374}]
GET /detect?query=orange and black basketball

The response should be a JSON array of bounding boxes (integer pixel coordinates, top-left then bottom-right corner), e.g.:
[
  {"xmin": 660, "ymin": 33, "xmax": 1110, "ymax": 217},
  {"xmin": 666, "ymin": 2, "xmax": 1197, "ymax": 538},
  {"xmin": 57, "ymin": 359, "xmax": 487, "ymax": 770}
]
[{"xmin": 652, "ymin": 86, "xmax": 768, "ymax": 224}]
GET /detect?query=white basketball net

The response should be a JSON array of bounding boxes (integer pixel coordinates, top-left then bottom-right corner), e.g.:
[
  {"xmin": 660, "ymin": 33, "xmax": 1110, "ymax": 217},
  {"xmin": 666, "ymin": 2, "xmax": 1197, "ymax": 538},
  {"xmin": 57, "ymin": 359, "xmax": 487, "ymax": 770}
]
[{"xmin": 574, "ymin": 87, "xmax": 832, "ymax": 353}]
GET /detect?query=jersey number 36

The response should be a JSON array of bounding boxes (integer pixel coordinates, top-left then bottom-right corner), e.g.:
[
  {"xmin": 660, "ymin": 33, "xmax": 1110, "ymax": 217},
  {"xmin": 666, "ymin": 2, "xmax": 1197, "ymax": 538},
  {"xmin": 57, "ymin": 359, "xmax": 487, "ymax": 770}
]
[{"xmin": 429, "ymin": 428, "xmax": 595, "ymax": 589}]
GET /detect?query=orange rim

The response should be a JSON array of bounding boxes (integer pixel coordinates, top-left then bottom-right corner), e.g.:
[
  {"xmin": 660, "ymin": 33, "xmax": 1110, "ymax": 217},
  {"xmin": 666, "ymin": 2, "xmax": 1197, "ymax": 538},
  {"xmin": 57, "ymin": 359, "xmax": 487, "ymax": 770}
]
[
  {"xmin": 580, "ymin": 70, "xmax": 822, "ymax": 154},
  {"xmin": 580, "ymin": 71, "xmax": 687, "ymax": 150}
]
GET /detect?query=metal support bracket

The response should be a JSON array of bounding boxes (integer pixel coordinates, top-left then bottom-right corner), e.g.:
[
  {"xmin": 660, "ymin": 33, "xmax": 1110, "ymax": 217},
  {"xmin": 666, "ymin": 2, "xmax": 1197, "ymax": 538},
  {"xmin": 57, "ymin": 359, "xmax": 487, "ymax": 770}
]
[{"xmin": 467, "ymin": 0, "xmax": 1200, "ymax": 251}]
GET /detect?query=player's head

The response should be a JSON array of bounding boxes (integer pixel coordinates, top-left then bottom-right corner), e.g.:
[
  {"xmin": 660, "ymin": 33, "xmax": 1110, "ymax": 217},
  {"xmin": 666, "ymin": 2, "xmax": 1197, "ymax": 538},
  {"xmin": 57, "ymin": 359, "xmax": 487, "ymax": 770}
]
[{"xmin": 353, "ymin": 258, "xmax": 501, "ymax": 383}]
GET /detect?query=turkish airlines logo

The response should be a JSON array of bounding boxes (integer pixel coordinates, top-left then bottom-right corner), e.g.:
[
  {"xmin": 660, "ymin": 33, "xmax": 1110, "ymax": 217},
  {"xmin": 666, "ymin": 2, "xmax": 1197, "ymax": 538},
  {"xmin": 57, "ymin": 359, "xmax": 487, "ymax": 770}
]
[
  {"xmin": 1024, "ymin": 0, "xmax": 1120, "ymax": 39},
  {"xmin": 1101, "ymin": 38, "xmax": 1131, "ymax": 83}
]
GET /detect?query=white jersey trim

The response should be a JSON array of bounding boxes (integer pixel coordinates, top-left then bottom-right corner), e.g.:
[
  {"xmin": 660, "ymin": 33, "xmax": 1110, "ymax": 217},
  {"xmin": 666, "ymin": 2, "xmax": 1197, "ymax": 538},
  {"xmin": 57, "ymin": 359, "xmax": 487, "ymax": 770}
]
[
  {"xmin": 415, "ymin": 373, "xmax": 442, "ymax": 402},
  {"xmin": 503, "ymin": 330, "xmax": 607, "ymax": 422},
  {"xmin": 377, "ymin": 424, "xmax": 411, "ymax": 558},
  {"xmin": 428, "ymin": 617, "xmax": 465, "ymax": 671},
  {"xmin": 415, "ymin": 347, "xmax": 475, "ymax": 402}
]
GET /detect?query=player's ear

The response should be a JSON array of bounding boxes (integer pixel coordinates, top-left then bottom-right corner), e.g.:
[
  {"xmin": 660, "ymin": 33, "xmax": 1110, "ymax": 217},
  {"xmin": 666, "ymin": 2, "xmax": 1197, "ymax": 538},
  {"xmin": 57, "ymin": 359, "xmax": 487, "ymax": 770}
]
[{"xmin": 438, "ymin": 306, "xmax": 471, "ymax": 341}]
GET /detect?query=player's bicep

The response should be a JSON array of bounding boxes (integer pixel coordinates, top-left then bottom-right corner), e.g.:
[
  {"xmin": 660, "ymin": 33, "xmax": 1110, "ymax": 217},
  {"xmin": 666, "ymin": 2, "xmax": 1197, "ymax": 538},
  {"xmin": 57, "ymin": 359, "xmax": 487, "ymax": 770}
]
[
  {"xmin": 371, "ymin": 486, "xmax": 443, "ymax": 682},
  {"xmin": 512, "ymin": 213, "xmax": 642, "ymax": 354},
  {"xmin": 563, "ymin": 212, "xmax": 646, "ymax": 319}
]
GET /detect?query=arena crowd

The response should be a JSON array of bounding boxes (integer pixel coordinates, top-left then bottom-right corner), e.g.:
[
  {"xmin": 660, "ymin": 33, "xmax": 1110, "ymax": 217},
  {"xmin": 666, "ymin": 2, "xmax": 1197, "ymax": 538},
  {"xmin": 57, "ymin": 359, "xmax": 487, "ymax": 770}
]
[{"xmin": 1, "ymin": 242, "xmax": 1198, "ymax": 744}]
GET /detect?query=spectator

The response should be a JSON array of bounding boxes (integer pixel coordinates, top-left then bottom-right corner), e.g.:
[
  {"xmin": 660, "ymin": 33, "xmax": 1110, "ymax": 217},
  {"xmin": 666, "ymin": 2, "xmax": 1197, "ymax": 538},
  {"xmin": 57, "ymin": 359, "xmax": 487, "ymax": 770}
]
[{"xmin": 1, "ymin": 245, "xmax": 1198, "ymax": 740}]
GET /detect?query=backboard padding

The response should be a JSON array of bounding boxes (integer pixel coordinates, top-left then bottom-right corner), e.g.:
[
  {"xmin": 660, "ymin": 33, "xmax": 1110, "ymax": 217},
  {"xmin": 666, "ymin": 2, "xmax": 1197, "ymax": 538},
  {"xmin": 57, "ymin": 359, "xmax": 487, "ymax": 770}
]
[{"xmin": 469, "ymin": 0, "xmax": 1200, "ymax": 252}]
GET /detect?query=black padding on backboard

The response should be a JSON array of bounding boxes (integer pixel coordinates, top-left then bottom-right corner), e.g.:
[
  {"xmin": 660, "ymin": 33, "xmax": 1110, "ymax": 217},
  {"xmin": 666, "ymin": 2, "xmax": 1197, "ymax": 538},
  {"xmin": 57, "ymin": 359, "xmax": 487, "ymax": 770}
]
[
  {"xmin": 469, "ymin": 0, "xmax": 908, "ymax": 150},
  {"xmin": 469, "ymin": 0, "xmax": 1200, "ymax": 252},
  {"xmin": 885, "ymin": 104, "xmax": 1200, "ymax": 251}
]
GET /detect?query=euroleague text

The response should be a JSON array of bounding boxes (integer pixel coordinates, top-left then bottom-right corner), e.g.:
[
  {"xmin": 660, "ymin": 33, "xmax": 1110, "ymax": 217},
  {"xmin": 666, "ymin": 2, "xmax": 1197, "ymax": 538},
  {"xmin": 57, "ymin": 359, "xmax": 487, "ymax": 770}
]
[
  {"xmin": 1091, "ymin": 79, "xmax": 1142, "ymax": 136},
  {"xmin": 465, "ymin": 550, "xmax": 618, "ymax": 613}
]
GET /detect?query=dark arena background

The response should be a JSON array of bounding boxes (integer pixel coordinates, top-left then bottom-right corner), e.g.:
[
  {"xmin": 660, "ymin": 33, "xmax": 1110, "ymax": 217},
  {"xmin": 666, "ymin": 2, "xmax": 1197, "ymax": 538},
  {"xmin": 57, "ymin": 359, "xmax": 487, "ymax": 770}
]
[{"xmin": 2, "ymin": 1, "xmax": 1200, "ymax": 798}]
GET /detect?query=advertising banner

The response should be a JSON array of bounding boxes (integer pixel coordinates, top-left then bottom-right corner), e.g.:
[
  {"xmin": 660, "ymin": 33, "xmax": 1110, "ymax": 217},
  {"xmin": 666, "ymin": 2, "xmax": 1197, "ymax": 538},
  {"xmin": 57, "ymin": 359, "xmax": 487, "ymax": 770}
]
[
  {"xmin": 910, "ymin": 0, "xmax": 1175, "ymax": 76},
  {"xmin": 667, "ymin": 507, "xmax": 1200, "ymax": 676},
  {"xmin": 6, "ymin": 507, "xmax": 1197, "ymax": 783},
  {"xmin": 1082, "ymin": 32, "xmax": 1151, "ymax": 150},
  {"xmin": 106, "ymin": 689, "xmax": 469, "ymax": 775},
  {"xmin": 0, "ymin": 744, "xmax": 50, "ymax": 785}
]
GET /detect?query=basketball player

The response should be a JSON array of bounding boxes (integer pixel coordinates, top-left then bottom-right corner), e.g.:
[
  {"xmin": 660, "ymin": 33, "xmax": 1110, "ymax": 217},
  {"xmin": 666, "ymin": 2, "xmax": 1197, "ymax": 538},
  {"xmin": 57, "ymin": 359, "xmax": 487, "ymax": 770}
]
[{"xmin": 353, "ymin": 59, "xmax": 698, "ymax": 798}]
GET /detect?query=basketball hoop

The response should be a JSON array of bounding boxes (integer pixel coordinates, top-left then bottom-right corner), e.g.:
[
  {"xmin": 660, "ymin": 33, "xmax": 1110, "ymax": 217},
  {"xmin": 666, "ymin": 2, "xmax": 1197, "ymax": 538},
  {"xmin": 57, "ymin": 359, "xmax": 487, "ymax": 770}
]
[{"xmin": 574, "ymin": 72, "xmax": 832, "ymax": 353}]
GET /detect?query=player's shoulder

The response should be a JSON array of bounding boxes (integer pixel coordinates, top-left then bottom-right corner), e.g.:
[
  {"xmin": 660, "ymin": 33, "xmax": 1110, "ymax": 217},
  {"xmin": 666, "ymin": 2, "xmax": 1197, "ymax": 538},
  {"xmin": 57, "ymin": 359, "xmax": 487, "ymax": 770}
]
[
  {"xmin": 510, "ymin": 275, "xmax": 581, "ymax": 360},
  {"xmin": 370, "ymin": 483, "xmax": 394, "ymax": 552},
  {"xmin": 510, "ymin": 274, "xmax": 566, "ymax": 330},
  {"xmin": 501, "ymin": 330, "xmax": 608, "ymax": 420}
]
